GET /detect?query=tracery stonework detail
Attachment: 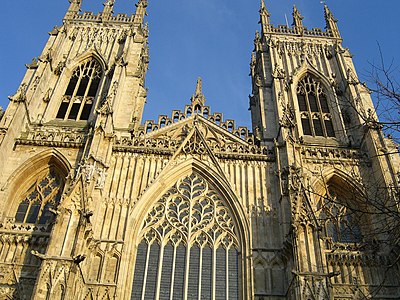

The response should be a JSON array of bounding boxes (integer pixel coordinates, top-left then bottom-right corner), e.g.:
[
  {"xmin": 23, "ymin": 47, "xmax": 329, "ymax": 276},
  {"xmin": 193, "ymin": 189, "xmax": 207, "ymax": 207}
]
[
  {"xmin": 132, "ymin": 173, "xmax": 240, "ymax": 300},
  {"xmin": 139, "ymin": 173, "xmax": 238, "ymax": 248},
  {"xmin": 0, "ymin": 1, "xmax": 399, "ymax": 300}
]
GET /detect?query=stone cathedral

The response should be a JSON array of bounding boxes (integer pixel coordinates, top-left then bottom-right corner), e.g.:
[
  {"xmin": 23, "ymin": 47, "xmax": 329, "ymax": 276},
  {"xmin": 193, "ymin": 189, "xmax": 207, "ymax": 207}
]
[{"xmin": 0, "ymin": 0, "xmax": 399, "ymax": 299}]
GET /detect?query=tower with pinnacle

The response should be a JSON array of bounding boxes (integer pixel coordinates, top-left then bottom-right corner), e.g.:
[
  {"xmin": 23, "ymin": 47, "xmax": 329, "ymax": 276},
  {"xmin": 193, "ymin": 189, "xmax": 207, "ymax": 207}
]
[
  {"xmin": 250, "ymin": 1, "xmax": 400, "ymax": 299},
  {"xmin": 0, "ymin": 1, "xmax": 398, "ymax": 299}
]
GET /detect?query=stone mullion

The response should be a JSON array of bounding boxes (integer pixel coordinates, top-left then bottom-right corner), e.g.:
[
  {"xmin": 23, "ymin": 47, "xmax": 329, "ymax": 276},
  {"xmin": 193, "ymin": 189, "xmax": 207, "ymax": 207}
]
[
  {"xmin": 141, "ymin": 242, "xmax": 152, "ymax": 300},
  {"xmin": 197, "ymin": 246, "xmax": 203, "ymax": 300},
  {"xmin": 169, "ymin": 245, "xmax": 178, "ymax": 300},
  {"xmin": 76, "ymin": 68, "xmax": 95, "ymax": 120},
  {"xmin": 212, "ymin": 246, "xmax": 216, "ymax": 300},
  {"xmin": 154, "ymin": 242, "xmax": 165, "ymax": 300},
  {"xmin": 225, "ymin": 247, "xmax": 229, "ymax": 300},
  {"xmin": 64, "ymin": 67, "xmax": 83, "ymax": 120},
  {"xmin": 183, "ymin": 191, "xmax": 193, "ymax": 300}
]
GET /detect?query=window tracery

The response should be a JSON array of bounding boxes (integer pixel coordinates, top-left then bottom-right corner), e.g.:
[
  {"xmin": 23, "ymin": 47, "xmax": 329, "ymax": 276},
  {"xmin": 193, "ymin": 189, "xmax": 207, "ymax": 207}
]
[
  {"xmin": 14, "ymin": 170, "xmax": 64, "ymax": 225},
  {"xmin": 131, "ymin": 173, "xmax": 240, "ymax": 300},
  {"xmin": 56, "ymin": 58, "xmax": 102, "ymax": 121},
  {"xmin": 297, "ymin": 75, "xmax": 335, "ymax": 137},
  {"xmin": 318, "ymin": 190, "xmax": 363, "ymax": 244}
]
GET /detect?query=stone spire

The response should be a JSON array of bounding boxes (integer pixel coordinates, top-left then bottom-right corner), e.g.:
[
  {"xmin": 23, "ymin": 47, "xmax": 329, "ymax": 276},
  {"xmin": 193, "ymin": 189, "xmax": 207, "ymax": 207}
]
[
  {"xmin": 324, "ymin": 4, "xmax": 341, "ymax": 38},
  {"xmin": 103, "ymin": 0, "xmax": 115, "ymax": 16},
  {"xmin": 134, "ymin": 0, "xmax": 148, "ymax": 25},
  {"xmin": 65, "ymin": 0, "xmax": 82, "ymax": 19},
  {"xmin": 292, "ymin": 5, "xmax": 304, "ymax": 34},
  {"xmin": 191, "ymin": 77, "xmax": 206, "ymax": 107},
  {"xmin": 259, "ymin": 0, "xmax": 271, "ymax": 26}
]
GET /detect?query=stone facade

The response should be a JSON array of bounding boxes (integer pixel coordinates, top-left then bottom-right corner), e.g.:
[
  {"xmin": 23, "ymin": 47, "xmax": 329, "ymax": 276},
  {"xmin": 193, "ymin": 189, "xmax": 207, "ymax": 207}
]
[{"xmin": 0, "ymin": 1, "xmax": 399, "ymax": 299}]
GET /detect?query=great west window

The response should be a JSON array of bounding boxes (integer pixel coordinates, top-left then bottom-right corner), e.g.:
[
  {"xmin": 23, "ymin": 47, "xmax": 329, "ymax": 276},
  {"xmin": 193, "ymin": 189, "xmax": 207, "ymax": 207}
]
[
  {"xmin": 56, "ymin": 58, "xmax": 102, "ymax": 121},
  {"xmin": 131, "ymin": 174, "xmax": 240, "ymax": 300}
]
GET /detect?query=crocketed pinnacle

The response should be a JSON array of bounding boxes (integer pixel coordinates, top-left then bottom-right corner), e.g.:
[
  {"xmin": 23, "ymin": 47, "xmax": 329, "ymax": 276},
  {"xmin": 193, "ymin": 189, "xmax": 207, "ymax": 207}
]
[
  {"xmin": 292, "ymin": 5, "xmax": 304, "ymax": 28},
  {"xmin": 260, "ymin": 0, "xmax": 271, "ymax": 26},
  {"xmin": 191, "ymin": 77, "xmax": 206, "ymax": 107}
]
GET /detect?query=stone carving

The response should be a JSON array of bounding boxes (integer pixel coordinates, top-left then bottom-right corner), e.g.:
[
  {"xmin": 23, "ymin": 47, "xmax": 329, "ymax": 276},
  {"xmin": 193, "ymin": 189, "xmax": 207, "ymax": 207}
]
[
  {"xmin": 139, "ymin": 173, "xmax": 238, "ymax": 248},
  {"xmin": 8, "ymin": 83, "xmax": 28, "ymax": 102},
  {"xmin": 95, "ymin": 168, "xmax": 107, "ymax": 189}
]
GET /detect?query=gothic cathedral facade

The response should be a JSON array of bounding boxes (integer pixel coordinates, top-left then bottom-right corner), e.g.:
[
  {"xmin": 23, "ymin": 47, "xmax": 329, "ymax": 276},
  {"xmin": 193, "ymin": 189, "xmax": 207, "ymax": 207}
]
[{"xmin": 0, "ymin": 1, "xmax": 399, "ymax": 299}]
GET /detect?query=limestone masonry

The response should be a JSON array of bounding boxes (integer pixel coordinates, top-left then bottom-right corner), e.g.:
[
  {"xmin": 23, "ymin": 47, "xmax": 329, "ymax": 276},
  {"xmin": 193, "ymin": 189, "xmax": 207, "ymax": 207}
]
[{"xmin": 0, "ymin": 1, "xmax": 399, "ymax": 299}]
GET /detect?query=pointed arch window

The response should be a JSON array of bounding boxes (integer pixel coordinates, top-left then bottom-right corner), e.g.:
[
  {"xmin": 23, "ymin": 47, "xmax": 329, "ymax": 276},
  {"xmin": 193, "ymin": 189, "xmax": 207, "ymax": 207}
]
[
  {"xmin": 56, "ymin": 58, "xmax": 102, "ymax": 121},
  {"xmin": 131, "ymin": 174, "xmax": 240, "ymax": 300},
  {"xmin": 15, "ymin": 170, "xmax": 64, "ymax": 225},
  {"xmin": 297, "ymin": 75, "xmax": 335, "ymax": 137},
  {"xmin": 318, "ymin": 188, "xmax": 363, "ymax": 244}
]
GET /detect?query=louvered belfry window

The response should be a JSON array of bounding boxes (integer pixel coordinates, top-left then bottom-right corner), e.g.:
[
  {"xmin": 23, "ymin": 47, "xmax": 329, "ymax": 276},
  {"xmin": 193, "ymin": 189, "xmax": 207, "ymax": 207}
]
[
  {"xmin": 15, "ymin": 170, "xmax": 63, "ymax": 225},
  {"xmin": 131, "ymin": 174, "xmax": 240, "ymax": 300},
  {"xmin": 297, "ymin": 75, "xmax": 335, "ymax": 138},
  {"xmin": 56, "ymin": 58, "xmax": 102, "ymax": 121}
]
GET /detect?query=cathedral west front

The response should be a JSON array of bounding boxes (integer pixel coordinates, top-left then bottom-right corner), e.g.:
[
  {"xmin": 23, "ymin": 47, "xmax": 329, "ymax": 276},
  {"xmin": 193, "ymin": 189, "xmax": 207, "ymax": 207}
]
[{"xmin": 0, "ymin": 1, "xmax": 399, "ymax": 299}]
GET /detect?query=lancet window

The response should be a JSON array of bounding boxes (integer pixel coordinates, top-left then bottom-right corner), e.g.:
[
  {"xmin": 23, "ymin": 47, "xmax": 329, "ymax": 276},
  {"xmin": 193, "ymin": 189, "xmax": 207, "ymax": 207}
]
[
  {"xmin": 56, "ymin": 58, "xmax": 102, "ymax": 121},
  {"xmin": 317, "ymin": 189, "xmax": 363, "ymax": 244},
  {"xmin": 131, "ymin": 174, "xmax": 240, "ymax": 300},
  {"xmin": 297, "ymin": 75, "xmax": 335, "ymax": 137},
  {"xmin": 14, "ymin": 170, "xmax": 64, "ymax": 225}
]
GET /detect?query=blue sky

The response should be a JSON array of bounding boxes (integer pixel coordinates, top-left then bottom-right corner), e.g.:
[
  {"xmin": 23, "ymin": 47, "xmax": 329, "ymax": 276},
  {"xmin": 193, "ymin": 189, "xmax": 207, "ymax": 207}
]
[{"xmin": 1, "ymin": 0, "xmax": 399, "ymax": 129}]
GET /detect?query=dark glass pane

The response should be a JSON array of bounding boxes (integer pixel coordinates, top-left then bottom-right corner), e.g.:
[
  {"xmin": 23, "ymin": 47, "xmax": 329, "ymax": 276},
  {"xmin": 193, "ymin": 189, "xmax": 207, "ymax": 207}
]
[
  {"xmin": 80, "ymin": 103, "xmax": 92, "ymax": 120},
  {"xmin": 320, "ymin": 95, "xmax": 330, "ymax": 113},
  {"xmin": 145, "ymin": 243, "xmax": 160, "ymax": 299},
  {"xmin": 340, "ymin": 215, "xmax": 362, "ymax": 243},
  {"xmin": 159, "ymin": 244, "xmax": 173, "ymax": 300},
  {"xmin": 15, "ymin": 201, "xmax": 29, "ymax": 222},
  {"xmin": 309, "ymin": 94, "xmax": 319, "ymax": 112},
  {"xmin": 301, "ymin": 118, "xmax": 312, "ymax": 136},
  {"xmin": 332, "ymin": 224, "xmax": 339, "ymax": 242},
  {"xmin": 173, "ymin": 245, "xmax": 186, "ymax": 299},
  {"xmin": 26, "ymin": 202, "xmax": 41, "ymax": 223},
  {"xmin": 215, "ymin": 248, "xmax": 226, "ymax": 300},
  {"xmin": 313, "ymin": 118, "xmax": 323, "ymax": 136},
  {"xmin": 131, "ymin": 241, "xmax": 148, "ymax": 299},
  {"xmin": 188, "ymin": 245, "xmax": 200, "ymax": 299},
  {"xmin": 38, "ymin": 203, "xmax": 54, "ymax": 224},
  {"xmin": 325, "ymin": 120, "xmax": 335, "ymax": 137},
  {"xmin": 88, "ymin": 77, "xmax": 101, "ymax": 97},
  {"xmin": 228, "ymin": 249, "xmax": 239, "ymax": 300},
  {"xmin": 76, "ymin": 77, "xmax": 89, "ymax": 96},
  {"xmin": 201, "ymin": 246, "xmax": 212, "ymax": 299},
  {"xmin": 68, "ymin": 102, "xmax": 80, "ymax": 120},
  {"xmin": 56, "ymin": 102, "xmax": 69, "ymax": 119},
  {"xmin": 297, "ymin": 94, "xmax": 307, "ymax": 111},
  {"xmin": 65, "ymin": 76, "xmax": 78, "ymax": 96}
]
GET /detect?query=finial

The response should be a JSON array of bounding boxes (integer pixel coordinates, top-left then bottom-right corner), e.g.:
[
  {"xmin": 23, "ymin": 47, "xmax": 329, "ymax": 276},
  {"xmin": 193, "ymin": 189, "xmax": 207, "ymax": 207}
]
[
  {"xmin": 134, "ymin": 0, "xmax": 148, "ymax": 25},
  {"xmin": 195, "ymin": 77, "xmax": 202, "ymax": 96},
  {"xmin": 254, "ymin": 30, "xmax": 262, "ymax": 51},
  {"xmin": 259, "ymin": 0, "xmax": 271, "ymax": 29},
  {"xmin": 191, "ymin": 77, "xmax": 206, "ymax": 107},
  {"xmin": 292, "ymin": 5, "xmax": 304, "ymax": 34},
  {"xmin": 324, "ymin": 4, "xmax": 341, "ymax": 38},
  {"xmin": 103, "ymin": 0, "xmax": 115, "ymax": 15},
  {"xmin": 65, "ymin": 0, "xmax": 82, "ymax": 18}
]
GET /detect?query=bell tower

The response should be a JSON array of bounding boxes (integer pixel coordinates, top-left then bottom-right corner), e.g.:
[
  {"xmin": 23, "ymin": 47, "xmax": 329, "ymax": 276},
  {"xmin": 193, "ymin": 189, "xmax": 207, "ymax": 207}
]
[
  {"xmin": 250, "ymin": 1, "xmax": 400, "ymax": 299},
  {"xmin": 0, "ymin": 1, "xmax": 150, "ymax": 299}
]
